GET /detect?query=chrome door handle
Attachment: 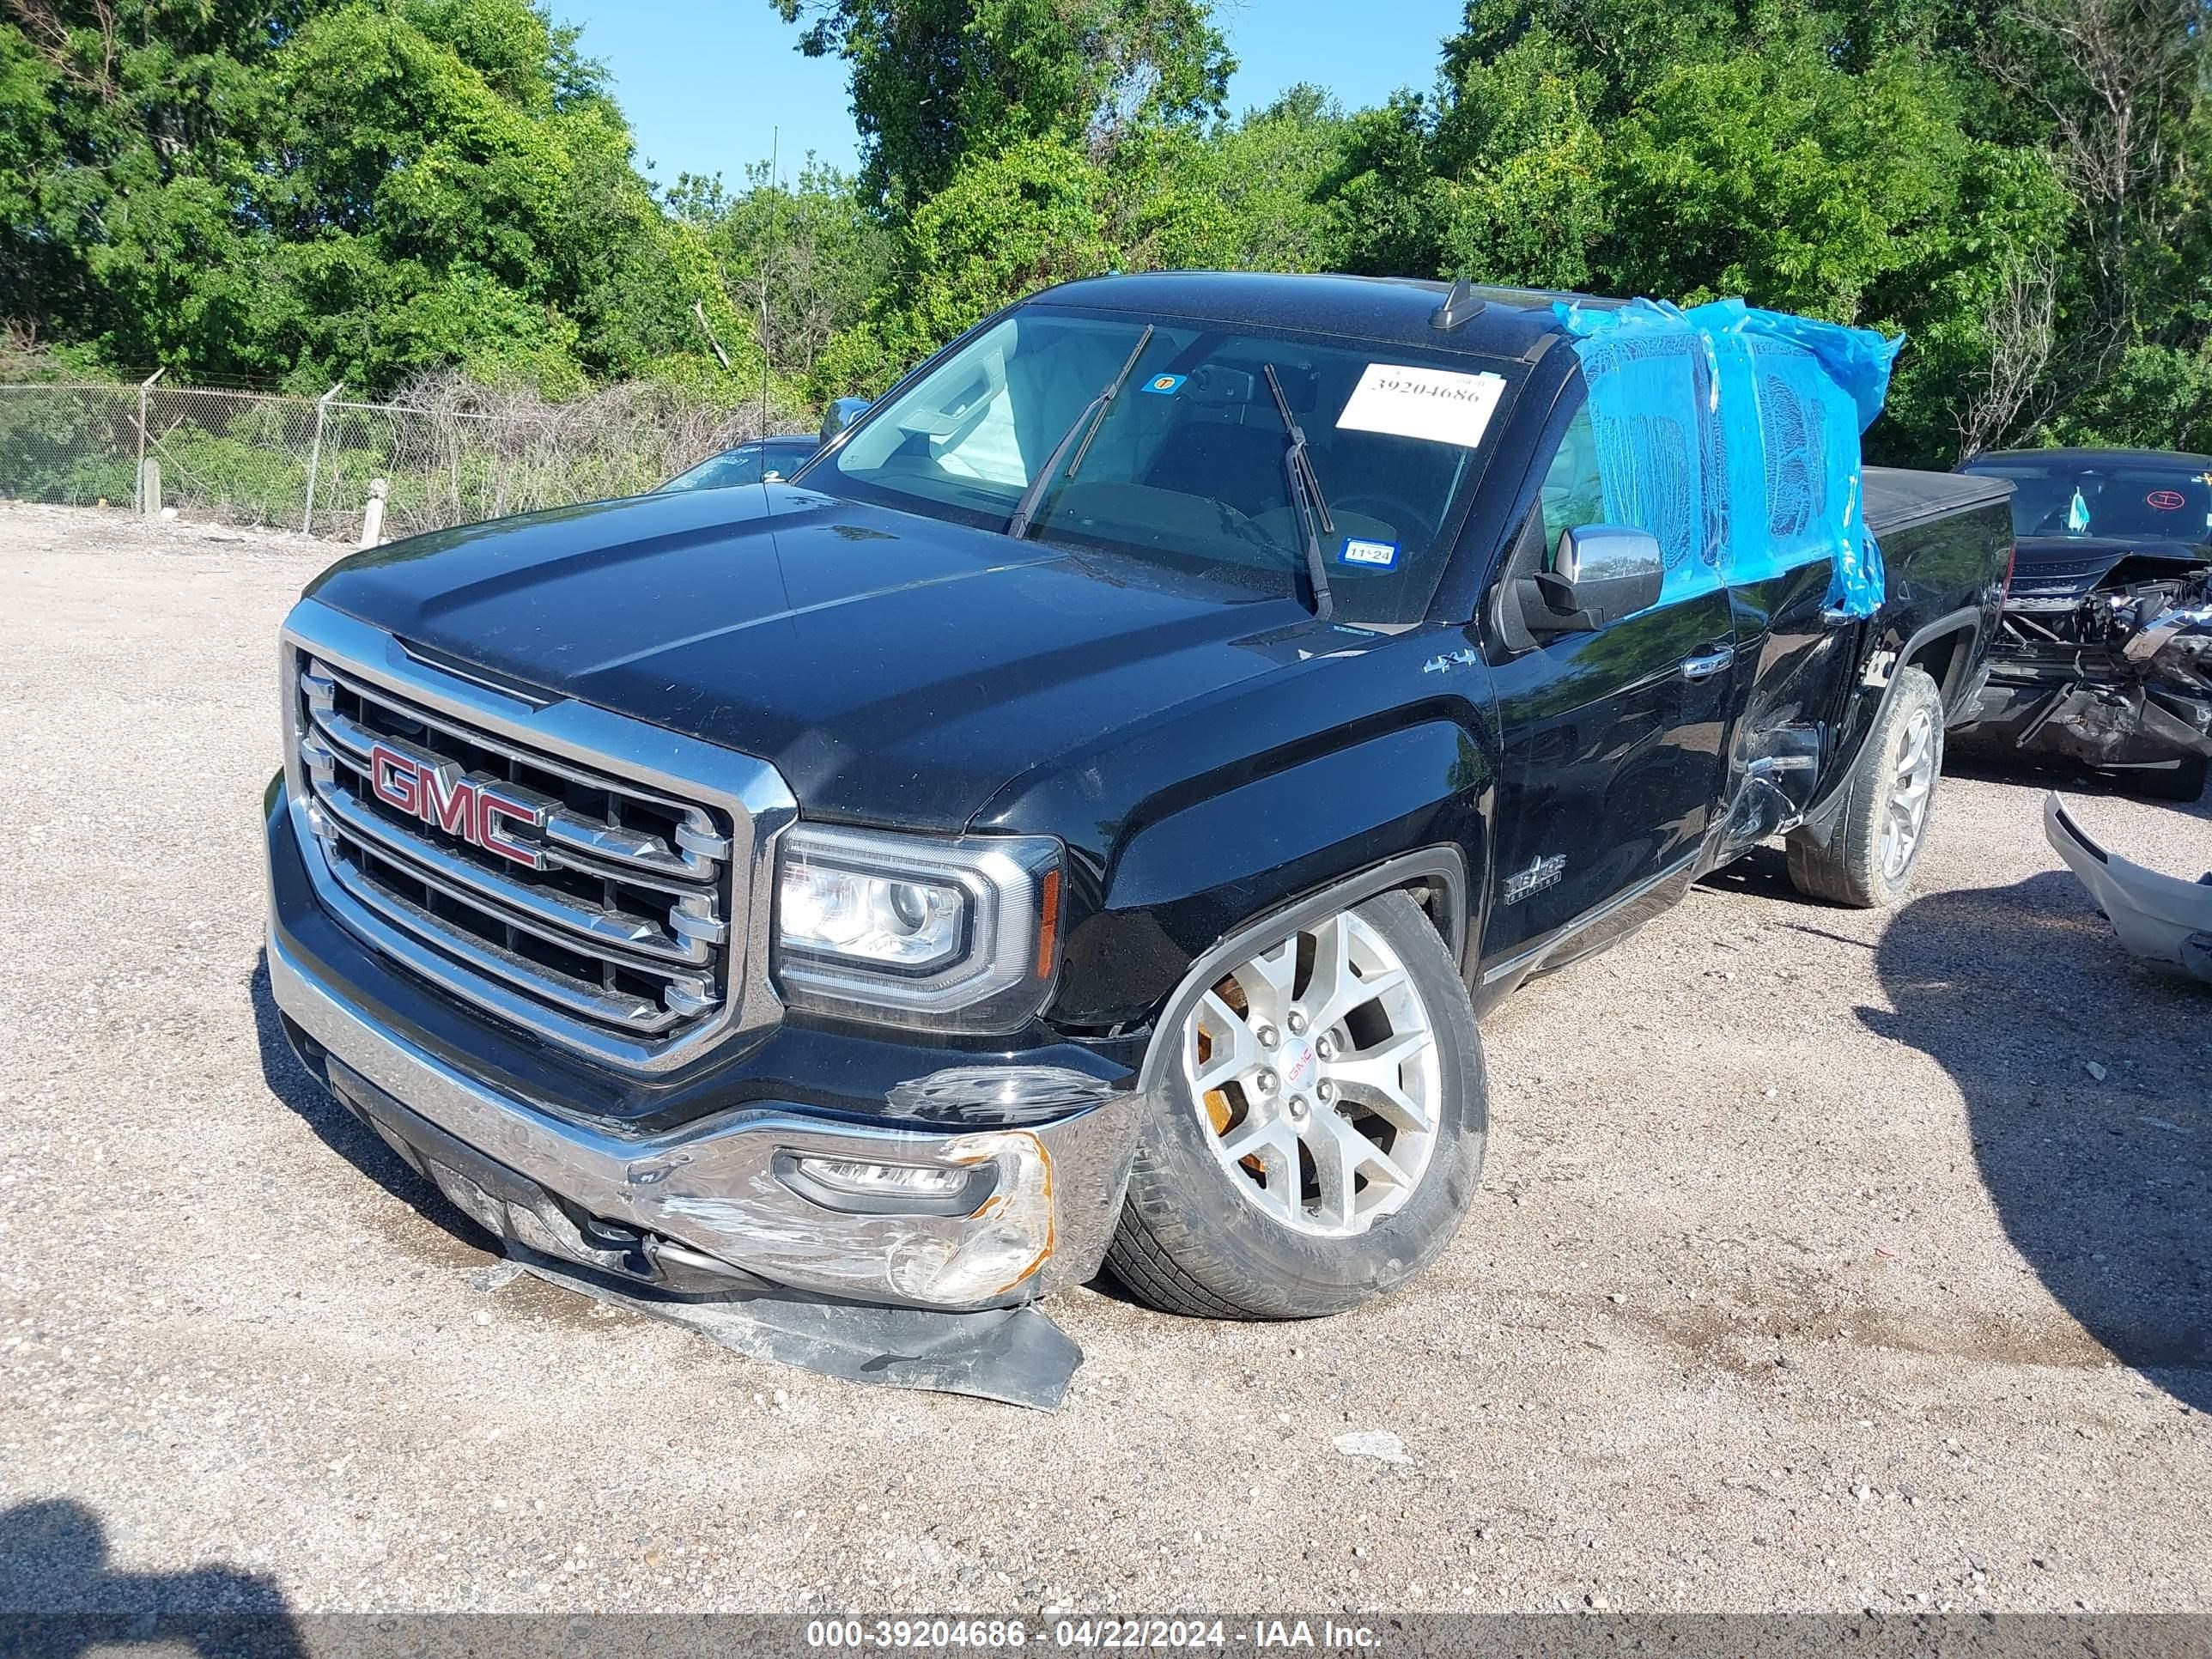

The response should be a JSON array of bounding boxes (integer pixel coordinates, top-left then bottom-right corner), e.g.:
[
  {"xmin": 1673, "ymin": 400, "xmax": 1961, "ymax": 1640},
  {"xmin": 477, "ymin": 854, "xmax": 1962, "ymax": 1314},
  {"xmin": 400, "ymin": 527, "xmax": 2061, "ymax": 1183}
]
[{"xmin": 1679, "ymin": 646, "xmax": 1735, "ymax": 681}]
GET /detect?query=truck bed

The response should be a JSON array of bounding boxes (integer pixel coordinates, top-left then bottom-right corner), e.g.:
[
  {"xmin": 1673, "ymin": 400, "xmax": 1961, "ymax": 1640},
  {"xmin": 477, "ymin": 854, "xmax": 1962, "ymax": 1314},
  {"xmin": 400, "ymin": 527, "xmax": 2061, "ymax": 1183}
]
[{"xmin": 1864, "ymin": 466, "xmax": 2012, "ymax": 538}]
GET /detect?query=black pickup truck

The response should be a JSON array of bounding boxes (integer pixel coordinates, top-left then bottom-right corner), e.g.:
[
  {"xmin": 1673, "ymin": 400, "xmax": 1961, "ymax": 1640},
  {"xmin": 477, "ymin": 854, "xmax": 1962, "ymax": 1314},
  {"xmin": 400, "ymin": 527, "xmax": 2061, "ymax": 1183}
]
[{"xmin": 263, "ymin": 273, "xmax": 2013, "ymax": 1323}]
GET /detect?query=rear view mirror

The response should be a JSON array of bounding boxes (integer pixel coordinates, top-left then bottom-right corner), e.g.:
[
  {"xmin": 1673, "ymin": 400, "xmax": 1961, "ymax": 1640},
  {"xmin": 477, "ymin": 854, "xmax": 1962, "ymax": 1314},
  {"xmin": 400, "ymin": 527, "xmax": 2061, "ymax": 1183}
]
[
  {"xmin": 1183, "ymin": 363, "xmax": 1319, "ymax": 411},
  {"xmin": 1184, "ymin": 366, "xmax": 1257, "ymax": 406},
  {"xmin": 1527, "ymin": 524, "xmax": 1664, "ymax": 632},
  {"xmin": 819, "ymin": 396, "xmax": 872, "ymax": 447}
]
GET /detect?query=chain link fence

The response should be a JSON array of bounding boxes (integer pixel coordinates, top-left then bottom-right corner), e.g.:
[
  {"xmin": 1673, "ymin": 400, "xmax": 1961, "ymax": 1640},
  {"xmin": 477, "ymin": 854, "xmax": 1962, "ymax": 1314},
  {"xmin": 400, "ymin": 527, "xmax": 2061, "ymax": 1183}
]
[{"xmin": 0, "ymin": 376, "xmax": 790, "ymax": 542}]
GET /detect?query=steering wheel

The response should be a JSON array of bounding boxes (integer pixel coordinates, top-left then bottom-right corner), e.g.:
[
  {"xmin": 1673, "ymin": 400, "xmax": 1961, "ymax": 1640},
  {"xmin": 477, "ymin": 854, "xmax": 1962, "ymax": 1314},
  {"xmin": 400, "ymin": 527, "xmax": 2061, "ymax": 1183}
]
[{"xmin": 1332, "ymin": 491, "xmax": 1431, "ymax": 550}]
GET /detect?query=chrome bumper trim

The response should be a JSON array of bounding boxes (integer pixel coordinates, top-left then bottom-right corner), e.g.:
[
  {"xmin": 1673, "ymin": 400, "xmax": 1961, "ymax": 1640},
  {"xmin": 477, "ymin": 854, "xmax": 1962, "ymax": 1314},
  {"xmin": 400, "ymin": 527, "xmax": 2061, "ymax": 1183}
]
[{"xmin": 266, "ymin": 922, "xmax": 1141, "ymax": 1309}]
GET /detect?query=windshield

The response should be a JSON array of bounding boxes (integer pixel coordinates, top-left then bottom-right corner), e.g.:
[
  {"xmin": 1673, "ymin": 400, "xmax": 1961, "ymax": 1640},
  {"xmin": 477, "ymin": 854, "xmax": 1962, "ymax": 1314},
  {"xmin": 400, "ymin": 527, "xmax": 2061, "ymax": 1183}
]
[
  {"xmin": 661, "ymin": 441, "xmax": 815, "ymax": 493},
  {"xmin": 1966, "ymin": 455, "xmax": 2212, "ymax": 544},
  {"xmin": 804, "ymin": 305, "xmax": 1519, "ymax": 623}
]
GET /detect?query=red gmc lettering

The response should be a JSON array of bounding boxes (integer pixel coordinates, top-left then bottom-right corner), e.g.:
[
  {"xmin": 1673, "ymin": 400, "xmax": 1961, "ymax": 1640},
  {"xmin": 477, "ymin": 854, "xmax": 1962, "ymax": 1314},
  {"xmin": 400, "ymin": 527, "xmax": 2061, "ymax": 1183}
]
[
  {"xmin": 475, "ymin": 789, "xmax": 542, "ymax": 866},
  {"xmin": 368, "ymin": 744, "xmax": 420, "ymax": 817},
  {"xmin": 364, "ymin": 742, "xmax": 542, "ymax": 867},
  {"xmin": 419, "ymin": 763, "xmax": 477, "ymax": 838}
]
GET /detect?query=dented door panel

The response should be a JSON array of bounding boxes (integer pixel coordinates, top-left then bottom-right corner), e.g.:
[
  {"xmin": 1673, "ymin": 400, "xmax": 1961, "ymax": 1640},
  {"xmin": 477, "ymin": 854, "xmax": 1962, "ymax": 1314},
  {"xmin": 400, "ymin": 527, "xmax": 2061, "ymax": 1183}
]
[{"xmin": 1717, "ymin": 558, "xmax": 1854, "ymax": 859}]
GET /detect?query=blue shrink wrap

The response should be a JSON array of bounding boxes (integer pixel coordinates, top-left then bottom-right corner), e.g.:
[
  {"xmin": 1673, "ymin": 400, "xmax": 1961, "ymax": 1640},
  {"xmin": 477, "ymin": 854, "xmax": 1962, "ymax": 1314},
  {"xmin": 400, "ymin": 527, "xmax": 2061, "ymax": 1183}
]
[{"xmin": 1552, "ymin": 297, "xmax": 1904, "ymax": 617}]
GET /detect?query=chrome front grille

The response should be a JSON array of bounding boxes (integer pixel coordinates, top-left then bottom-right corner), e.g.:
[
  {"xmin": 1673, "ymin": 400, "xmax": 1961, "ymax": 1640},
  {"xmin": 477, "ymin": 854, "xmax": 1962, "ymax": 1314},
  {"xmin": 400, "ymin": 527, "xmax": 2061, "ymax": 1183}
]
[{"xmin": 279, "ymin": 602, "xmax": 797, "ymax": 1071}]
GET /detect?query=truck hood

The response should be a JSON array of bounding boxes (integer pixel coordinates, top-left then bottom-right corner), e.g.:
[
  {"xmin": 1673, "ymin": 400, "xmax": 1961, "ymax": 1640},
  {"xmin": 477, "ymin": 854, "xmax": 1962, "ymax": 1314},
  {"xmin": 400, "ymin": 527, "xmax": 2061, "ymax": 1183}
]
[
  {"xmin": 2009, "ymin": 533, "xmax": 2211, "ymax": 606},
  {"xmin": 303, "ymin": 484, "xmax": 1316, "ymax": 830}
]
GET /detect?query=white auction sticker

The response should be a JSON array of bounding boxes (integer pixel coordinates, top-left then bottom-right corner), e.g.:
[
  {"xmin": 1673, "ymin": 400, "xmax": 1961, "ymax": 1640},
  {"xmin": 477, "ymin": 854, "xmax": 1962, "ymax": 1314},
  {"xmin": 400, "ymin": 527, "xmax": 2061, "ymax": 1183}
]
[{"xmin": 1336, "ymin": 363, "xmax": 1507, "ymax": 449}]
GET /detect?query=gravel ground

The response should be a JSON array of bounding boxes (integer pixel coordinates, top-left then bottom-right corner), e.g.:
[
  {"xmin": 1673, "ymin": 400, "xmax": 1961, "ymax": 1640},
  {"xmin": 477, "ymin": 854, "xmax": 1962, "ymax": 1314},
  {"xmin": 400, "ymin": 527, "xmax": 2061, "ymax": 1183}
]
[{"xmin": 1, "ymin": 501, "xmax": 2208, "ymax": 1619}]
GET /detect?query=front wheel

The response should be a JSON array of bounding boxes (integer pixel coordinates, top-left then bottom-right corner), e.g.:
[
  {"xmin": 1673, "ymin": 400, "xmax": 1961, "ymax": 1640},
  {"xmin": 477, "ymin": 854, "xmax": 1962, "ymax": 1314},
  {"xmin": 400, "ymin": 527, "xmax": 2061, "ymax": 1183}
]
[
  {"xmin": 1104, "ymin": 890, "xmax": 1486, "ymax": 1320},
  {"xmin": 1785, "ymin": 665, "xmax": 1945, "ymax": 908}
]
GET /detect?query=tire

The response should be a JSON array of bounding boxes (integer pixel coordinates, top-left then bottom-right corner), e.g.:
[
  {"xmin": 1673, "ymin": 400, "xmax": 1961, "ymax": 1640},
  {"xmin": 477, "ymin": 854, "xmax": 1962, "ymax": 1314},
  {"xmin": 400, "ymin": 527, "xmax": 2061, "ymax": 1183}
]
[
  {"xmin": 1785, "ymin": 665, "xmax": 1945, "ymax": 908},
  {"xmin": 1104, "ymin": 889, "xmax": 1486, "ymax": 1320},
  {"xmin": 2122, "ymin": 754, "xmax": 2209, "ymax": 804}
]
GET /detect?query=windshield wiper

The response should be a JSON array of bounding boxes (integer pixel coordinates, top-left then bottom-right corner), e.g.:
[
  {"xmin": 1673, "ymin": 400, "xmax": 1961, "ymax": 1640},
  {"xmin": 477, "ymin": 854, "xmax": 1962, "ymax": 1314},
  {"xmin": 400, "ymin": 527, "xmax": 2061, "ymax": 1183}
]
[
  {"xmin": 1006, "ymin": 325, "xmax": 1155, "ymax": 541},
  {"xmin": 1263, "ymin": 362, "xmax": 1335, "ymax": 623}
]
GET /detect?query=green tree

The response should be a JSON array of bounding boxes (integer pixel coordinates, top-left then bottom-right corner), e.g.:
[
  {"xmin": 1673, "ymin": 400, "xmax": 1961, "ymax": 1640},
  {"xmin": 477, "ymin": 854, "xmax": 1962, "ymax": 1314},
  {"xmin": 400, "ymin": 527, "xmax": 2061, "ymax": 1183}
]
[
  {"xmin": 767, "ymin": 0, "xmax": 1232, "ymax": 209},
  {"xmin": 1, "ymin": 0, "xmax": 748, "ymax": 397},
  {"xmin": 1190, "ymin": 86, "xmax": 1353, "ymax": 273},
  {"xmin": 1600, "ymin": 45, "xmax": 1973, "ymax": 320},
  {"xmin": 810, "ymin": 135, "xmax": 1115, "ymax": 398},
  {"xmin": 1322, "ymin": 93, "xmax": 1450, "ymax": 281},
  {"xmin": 1315, "ymin": 0, "xmax": 2094, "ymax": 463},
  {"xmin": 678, "ymin": 158, "xmax": 893, "ymax": 382},
  {"xmin": 1431, "ymin": 29, "xmax": 1609, "ymax": 290}
]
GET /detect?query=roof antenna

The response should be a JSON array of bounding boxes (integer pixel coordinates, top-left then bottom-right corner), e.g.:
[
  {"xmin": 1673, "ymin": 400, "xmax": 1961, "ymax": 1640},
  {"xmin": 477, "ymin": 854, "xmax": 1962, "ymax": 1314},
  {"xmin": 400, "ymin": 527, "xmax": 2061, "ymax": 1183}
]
[{"xmin": 1431, "ymin": 276, "xmax": 1485, "ymax": 331}]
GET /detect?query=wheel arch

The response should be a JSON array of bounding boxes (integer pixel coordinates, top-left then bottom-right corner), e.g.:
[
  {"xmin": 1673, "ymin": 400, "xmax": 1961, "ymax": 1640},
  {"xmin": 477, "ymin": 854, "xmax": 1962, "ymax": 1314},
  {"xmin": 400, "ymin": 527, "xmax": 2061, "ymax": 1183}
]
[
  {"xmin": 1133, "ymin": 847, "xmax": 1470, "ymax": 1095},
  {"xmin": 1800, "ymin": 606, "xmax": 1979, "ymax": 847},
  {"xmin": 1900, "ymin": 609, "xmax": 1984, "ymax": 714}
]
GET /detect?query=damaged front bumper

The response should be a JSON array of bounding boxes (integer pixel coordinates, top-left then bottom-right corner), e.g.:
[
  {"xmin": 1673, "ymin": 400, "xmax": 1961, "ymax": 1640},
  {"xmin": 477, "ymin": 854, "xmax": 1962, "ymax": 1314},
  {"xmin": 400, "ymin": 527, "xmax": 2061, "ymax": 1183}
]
[
  {"xmin": 1960, "ymin": 597, "xmax": 2212, "ymax": 773},
  {"xmin": 269, "ymin": 928, "xmax": 1141, "ymax": 1308},
  {"xmin": 1963, "ymin": 674, "xmax": 2212, "ymax": 769},
  {"xmin": 2045, "ymin": 794, "xmax": 2212, "ymax": 985},
  {"xmin": 263, "ymin": 781, "xmax": 1145, "ymax": 1312}
]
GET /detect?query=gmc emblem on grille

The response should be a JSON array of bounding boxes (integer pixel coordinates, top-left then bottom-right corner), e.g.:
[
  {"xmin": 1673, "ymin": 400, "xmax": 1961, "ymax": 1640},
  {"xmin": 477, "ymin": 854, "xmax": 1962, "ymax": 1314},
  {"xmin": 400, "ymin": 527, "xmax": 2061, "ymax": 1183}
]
[{"xmin": 367, "ymin": 743, "xmax": 546, "ymax": 867}]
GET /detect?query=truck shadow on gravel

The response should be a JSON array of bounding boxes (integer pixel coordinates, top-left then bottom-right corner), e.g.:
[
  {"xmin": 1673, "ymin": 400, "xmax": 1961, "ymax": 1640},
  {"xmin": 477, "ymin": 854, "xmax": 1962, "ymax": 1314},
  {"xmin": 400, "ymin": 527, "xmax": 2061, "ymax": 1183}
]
[
  {"xmin": 250, "ymin": 957, "xmax": 496, "ymax": 1262},
  {"xmin": 1859, "ymin": 869, "xmax": 2211, "ymax": 1411},
  {"xmin": 0, "ymin": 1498, "xmax": 304, "ymax": 1654}
]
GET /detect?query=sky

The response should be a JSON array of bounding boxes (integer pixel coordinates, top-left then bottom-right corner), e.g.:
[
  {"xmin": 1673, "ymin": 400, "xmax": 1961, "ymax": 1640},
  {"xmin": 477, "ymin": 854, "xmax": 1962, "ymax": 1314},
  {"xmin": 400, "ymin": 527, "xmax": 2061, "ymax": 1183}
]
[{"xmin": 546, "ymin": 0, "xmax": 1467, "ymax": 189}]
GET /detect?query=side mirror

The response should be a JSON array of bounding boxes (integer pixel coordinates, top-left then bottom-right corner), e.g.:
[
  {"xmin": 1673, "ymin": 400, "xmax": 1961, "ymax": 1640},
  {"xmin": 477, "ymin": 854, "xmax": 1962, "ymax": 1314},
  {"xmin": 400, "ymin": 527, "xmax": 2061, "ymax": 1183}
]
[
  {"xmin": 819, "ymin": 396, "xmax": 872, "ymax": 447},
  {"xmin": 1525, "ymin": 524, "xmax": 1664, "ymax": 632}
]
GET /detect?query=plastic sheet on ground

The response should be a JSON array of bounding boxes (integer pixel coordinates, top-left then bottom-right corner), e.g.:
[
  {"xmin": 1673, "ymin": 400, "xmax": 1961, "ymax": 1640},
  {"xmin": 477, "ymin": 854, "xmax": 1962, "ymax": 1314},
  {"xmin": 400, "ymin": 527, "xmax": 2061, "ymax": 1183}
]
[
  {"xmin": 1551, "ymin": 296, "xmax": 1905, "ymax": 617},
  {"xmin": 512, "ymin": 1245, "xmax": 1085, "ymax": 1410}
]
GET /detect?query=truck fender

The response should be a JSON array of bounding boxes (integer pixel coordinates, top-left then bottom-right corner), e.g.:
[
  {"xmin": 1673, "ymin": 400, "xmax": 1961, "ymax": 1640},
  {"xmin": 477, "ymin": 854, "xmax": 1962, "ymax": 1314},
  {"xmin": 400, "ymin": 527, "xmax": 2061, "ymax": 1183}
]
[{"xmin": 1054, "ymin": 721, "xmax": 1489, "ymax": 1028}]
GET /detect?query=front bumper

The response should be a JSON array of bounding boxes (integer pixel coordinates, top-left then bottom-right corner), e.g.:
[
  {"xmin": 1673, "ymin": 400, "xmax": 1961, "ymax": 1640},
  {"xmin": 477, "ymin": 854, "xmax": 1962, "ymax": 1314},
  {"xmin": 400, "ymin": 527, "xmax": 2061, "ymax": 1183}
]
[
  {"xmin": 2045, "ymin": 794, "xmax": 2212, "ymax": 984},
  {"xmin": 264, "ymin": 796, "xmax": 1144, "ymax": 1311},
  {"xmin": 1959, "ymin": 674, "xmax": 2212, "ymax": 769},
  {"xmin": 270, "ymin": 927, "xmax": 1140, "ymax": 1307}
]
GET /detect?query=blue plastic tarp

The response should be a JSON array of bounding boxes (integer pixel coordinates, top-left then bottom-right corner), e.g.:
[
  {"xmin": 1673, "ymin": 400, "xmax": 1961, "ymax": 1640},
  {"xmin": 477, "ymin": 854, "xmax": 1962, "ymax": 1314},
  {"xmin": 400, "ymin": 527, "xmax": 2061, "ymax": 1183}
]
[{"xmin": 1550, "ymin": 297, "xmax": 1905, "ymax": 618}]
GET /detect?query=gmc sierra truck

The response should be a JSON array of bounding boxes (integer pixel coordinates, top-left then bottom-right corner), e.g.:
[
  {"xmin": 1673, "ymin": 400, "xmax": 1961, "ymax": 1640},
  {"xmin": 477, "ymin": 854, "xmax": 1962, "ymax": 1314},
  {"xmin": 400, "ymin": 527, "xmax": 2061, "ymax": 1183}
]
[{"xmin": 263, "ymin": 273, "xmax": 2014, "ymax": 1322}]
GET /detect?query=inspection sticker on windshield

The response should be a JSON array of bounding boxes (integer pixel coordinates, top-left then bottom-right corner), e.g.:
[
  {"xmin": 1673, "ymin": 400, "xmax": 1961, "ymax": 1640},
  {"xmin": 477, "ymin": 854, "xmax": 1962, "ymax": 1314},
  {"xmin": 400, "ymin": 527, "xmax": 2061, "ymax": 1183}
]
[
  {"xmin": 1341, "ymin": 537, "xmax": 1399, "ymax": 568},
  {"xmin": 1141, "ymin": 373, "xmax": 1188, "ymax": 395},
  {"xmin": 1336, "ymin": 363, "xmax": 1506, "ymax": 449}
]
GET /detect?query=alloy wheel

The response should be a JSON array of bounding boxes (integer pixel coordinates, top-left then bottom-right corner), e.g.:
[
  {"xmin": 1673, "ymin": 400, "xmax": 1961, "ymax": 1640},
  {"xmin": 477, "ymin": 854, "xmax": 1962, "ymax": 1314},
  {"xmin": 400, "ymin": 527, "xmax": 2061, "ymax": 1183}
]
[
  {"xmin": 1179, "ymin": 908, "xmax": 1442, "ymax": 1238},
  {"xmin": 1881, "ymin": 706, "xmax": 1937, "ymax": 880}
]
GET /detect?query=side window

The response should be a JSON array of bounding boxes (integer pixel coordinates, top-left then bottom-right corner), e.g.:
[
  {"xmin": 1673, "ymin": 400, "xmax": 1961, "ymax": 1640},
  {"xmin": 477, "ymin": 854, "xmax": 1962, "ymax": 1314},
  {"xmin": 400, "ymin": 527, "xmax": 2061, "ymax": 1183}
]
[{"xmin": 1538, "ymin": 404, "xmax": 1605, "ymax": 563}]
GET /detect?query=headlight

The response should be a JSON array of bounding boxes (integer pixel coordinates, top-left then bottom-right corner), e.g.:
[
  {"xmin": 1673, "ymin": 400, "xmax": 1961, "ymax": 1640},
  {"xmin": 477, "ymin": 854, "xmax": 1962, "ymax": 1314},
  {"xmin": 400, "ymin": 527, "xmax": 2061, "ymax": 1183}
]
[{"xmin": 773, "ymin": 824, "xmax": 1063, "ymax": 1032}]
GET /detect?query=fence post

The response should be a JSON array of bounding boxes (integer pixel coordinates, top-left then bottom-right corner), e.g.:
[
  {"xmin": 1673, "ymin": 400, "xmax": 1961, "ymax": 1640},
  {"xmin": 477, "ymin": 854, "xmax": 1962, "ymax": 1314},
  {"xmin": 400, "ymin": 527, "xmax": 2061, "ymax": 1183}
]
[
  {"xmin": 135, "ymin": 368, "xmax": 164, "ymax": 515},
  {"xmin": 360, "ymin": 478, "xmax": 388, "ymax": 549},
  {"xmin": 301, "ymin": 381, "xmax": 343, "ymax": 537}
]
